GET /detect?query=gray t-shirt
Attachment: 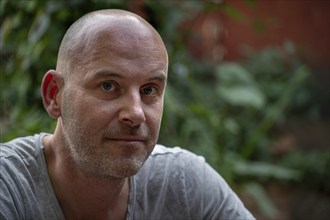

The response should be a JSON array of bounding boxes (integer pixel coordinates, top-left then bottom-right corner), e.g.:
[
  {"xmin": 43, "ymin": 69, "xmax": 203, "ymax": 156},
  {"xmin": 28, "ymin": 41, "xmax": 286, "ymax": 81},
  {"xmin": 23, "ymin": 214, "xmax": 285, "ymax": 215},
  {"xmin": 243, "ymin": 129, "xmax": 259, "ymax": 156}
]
[{"xmin": 0, "ymin": 133, "xmax": 254, "ymax": 220}]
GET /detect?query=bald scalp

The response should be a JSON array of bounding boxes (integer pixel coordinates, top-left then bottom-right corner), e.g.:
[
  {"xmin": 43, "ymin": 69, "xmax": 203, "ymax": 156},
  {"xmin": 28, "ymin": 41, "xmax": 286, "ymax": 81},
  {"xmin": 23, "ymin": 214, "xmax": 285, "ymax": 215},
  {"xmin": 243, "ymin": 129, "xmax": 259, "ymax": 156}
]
[{"xmin": 56, "ymin": 9, "xmax": 167, "ymax": 80}]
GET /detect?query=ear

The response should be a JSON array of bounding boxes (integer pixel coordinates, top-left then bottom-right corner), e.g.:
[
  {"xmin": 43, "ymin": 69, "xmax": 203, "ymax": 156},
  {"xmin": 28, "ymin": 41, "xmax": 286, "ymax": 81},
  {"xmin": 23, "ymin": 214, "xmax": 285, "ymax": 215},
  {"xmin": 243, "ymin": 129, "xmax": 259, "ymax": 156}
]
[{"xmin": 41, "ymin": 70, "xmax": 63, "ymax": 119}]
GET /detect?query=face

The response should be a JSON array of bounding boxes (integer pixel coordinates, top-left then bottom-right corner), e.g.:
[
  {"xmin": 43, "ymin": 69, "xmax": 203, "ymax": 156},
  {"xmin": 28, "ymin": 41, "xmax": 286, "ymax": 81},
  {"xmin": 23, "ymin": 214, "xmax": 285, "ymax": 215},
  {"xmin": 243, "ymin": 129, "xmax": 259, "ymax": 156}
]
[{"xmin": 58, "ymin": 20, "xmax": 168, "ymax": 179}]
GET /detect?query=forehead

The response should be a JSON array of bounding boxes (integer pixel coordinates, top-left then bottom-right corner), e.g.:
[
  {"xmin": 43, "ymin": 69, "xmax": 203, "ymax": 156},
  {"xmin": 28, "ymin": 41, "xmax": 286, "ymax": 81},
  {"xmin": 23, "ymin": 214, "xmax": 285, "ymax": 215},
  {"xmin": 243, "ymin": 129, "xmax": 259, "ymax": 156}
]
[{"xmin": 68, "ymin": 16, "xmax": 168, "ymax": 81}]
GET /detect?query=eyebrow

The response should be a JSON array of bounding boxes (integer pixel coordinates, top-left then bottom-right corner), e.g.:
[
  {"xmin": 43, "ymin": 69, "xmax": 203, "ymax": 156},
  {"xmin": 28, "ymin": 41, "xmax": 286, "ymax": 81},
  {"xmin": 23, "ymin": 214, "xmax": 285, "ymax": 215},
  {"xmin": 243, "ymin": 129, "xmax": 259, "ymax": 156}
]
[
  {"xmin": 91, "ymin": 70, "xmax": 167, "ymax": 83},
  {"xmin": 148, "ymin": 73, "xmax": 167, "ymax": 83},
  {"xmin": 91, "ymin": 71, "xmax": 123, "ymax": 80}
]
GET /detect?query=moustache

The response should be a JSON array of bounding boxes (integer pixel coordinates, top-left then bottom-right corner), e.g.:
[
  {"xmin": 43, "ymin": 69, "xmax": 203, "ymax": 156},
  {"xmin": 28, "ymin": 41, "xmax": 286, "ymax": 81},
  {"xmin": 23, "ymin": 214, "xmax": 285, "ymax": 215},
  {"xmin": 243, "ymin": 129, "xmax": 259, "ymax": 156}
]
[{"xmin": 101, "ymin": 123, "xmax": 150, "ymax": 140}]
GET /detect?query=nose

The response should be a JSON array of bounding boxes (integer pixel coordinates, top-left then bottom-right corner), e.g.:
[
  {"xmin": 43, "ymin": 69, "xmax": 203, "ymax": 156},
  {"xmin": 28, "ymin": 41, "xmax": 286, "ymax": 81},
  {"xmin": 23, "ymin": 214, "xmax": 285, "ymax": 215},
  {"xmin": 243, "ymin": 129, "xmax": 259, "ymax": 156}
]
[{"xmin": 119, "ymin": 92, "xmax": 146, "ymax": 127}]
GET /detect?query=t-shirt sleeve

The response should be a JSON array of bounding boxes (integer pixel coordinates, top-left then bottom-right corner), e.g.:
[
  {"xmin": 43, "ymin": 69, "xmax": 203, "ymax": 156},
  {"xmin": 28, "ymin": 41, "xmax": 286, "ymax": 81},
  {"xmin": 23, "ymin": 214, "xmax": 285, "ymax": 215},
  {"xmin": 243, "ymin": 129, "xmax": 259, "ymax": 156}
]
[
  {"xmin": 0, "ymin": 175, "xmax": 22, "ymax": 220},
  {"xmin": 0, "ymin": 138, "xmax": 64, "ymax": 220},
  {"xmin": 182, "ymin": 151, "xmax": 255, "ymax": 220},
  {"xmin": 201, "ymin": 162, "xmax": 255, "ymax": 220}
]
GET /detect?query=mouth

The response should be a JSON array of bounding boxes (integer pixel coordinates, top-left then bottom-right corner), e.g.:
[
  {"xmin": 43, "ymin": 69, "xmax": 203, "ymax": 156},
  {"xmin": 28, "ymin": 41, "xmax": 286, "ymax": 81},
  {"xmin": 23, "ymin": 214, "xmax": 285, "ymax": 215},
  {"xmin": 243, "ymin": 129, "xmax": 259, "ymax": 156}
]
[{"xmin": 104, "ymin": 136, "xmax": 146, "ymax": 143}]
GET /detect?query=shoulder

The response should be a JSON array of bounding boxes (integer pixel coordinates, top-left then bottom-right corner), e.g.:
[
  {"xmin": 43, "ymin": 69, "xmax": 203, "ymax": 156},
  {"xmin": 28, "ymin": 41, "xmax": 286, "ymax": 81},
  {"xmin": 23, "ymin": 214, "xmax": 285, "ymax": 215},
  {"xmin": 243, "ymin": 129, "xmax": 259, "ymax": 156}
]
[
  {"xmin": 134, "ymin": 144, "xmax": 255, "ymax": 219},
  {"xmin": 1, "ymin": 134, "xmax": 42, "ymax": 160},
  {"xmin": 144, "ymin": 144, "xmax": 207, "ymax": 180},
  {"xmin": 132, "ymin": 145, "xmax": 208, "ymax": 218},
  {"xmin": 0, "ymin": 133, "xmax": 46, "ymax": 182},
  {"xmin": 140, "ymin": 144, "xmax": 209, "ymax": 178},
  {"xmin": 1, "ymin": 134, "xmax": 64, "ymax": 220},
  {"xmin": 0, "ymin": 134, "xmax": 44, "ymax": 219},
  {"xmin": 143, "ymin": 144, "xmax": 222, "ymax": 190},
  {"xmin": 137, "ymin": 144, "xmax": 208, "ymax": 187},
  {"xmin": 135, "ymin": 144, "xmax": 213, "ymax": 203},
  {"xmin": 149, "ymin": 144, "xmax": 205, "ymax": 165}
]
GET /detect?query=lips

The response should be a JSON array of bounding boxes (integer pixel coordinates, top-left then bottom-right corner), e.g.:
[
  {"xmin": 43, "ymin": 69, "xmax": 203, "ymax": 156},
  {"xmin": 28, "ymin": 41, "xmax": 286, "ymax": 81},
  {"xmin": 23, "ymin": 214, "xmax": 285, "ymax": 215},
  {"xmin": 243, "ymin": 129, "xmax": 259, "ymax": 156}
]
[
  {"xmin": 112, "ymin": 139, "xmax": 144, "ymax": 142},
  {"xmin": 104, "ymin": 136, "xmax": 146, "ymax": 142}
]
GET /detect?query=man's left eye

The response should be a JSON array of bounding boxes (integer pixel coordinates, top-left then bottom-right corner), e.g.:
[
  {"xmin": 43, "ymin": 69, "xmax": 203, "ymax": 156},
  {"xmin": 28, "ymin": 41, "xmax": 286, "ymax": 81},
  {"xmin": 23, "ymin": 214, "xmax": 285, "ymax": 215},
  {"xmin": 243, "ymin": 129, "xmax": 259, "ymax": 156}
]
[
  {"xmin": 101, "ymin": 82, "xmax": 114, "ymax": 92},
  {"xmin": 141, "ymin": 86, "xmax": 157, "ymax": 95}
]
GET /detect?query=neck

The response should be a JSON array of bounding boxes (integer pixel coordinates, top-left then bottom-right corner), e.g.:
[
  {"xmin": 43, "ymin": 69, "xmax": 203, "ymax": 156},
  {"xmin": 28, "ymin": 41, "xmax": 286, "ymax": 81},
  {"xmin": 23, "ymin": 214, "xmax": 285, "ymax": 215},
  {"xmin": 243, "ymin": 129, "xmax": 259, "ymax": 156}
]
[{"xmin": 43, "ymin": 133, "xmax": 130, "ymax": 220}]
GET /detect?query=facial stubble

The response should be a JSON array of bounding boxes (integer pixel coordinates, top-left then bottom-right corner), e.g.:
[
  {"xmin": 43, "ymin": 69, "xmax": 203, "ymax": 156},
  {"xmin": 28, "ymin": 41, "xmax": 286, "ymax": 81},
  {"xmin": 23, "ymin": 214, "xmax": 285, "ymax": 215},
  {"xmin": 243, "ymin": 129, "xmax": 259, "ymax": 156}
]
[{"xmin": 60, "ymin": 92, "xmax": 155, "ymax": 180}]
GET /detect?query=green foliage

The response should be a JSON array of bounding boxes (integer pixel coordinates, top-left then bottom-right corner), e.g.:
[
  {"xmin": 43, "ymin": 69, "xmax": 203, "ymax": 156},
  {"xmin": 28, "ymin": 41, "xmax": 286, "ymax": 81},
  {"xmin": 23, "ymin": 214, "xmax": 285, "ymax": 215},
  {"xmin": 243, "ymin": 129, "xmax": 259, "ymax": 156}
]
[
  {"xmin": 278, "ymin": 150, "xmax": 330, "ymax": 193},
  {"xmin": 1, "ymin": 0, "xmax": 129, "ymax": 139},
  {"xmin": 160, "ymin": 45, "xmax": 313, "ymax": 183},
  {"xmin": 243, "ymin": 182, "xmax": 279, "ymax": 218}
]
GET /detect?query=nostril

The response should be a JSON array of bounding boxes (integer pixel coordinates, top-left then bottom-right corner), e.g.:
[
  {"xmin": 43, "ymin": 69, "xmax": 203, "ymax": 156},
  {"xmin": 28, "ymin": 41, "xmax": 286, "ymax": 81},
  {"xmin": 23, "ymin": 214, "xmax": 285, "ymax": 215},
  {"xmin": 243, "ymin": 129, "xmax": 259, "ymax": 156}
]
[
  {"xmin": 122, "ymin": 118, "xmax": 133, "ymax": 125},
  {"xmin": 120, "ymin": 116, "xmax": 145, "ymax": 127},
  {"xmin": 119, "ymin": 107, "xmax": 146, "ymax": 127},
  {"xmin": 119, "ymin": 93, "xmax": 146, "ymax": 126}
]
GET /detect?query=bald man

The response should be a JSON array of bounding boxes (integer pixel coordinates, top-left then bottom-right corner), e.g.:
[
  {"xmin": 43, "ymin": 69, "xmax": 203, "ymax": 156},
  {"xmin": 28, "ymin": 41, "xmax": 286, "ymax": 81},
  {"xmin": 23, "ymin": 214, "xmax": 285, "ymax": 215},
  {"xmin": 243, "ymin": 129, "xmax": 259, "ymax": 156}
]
[{"xmin": 0, "ymin": 9, "xmax": 254, "ymax": 220}]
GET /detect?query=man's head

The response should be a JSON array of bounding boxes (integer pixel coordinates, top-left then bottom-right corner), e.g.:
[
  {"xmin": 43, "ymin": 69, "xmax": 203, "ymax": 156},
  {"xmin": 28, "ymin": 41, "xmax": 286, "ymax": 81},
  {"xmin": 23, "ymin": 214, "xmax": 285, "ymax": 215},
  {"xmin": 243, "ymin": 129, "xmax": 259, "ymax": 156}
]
[{"xmin": 42, "ymin": 9, "xmax": 168, "ymax": 179}]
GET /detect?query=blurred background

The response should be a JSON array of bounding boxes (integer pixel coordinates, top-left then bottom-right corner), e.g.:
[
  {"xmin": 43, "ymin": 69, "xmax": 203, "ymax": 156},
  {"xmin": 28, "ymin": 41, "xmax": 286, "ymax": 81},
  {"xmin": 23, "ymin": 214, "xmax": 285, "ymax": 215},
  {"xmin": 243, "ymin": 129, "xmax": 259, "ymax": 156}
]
[{"xmin": 1, "ymin": 0, "xmax": 329, "ymax": 219}]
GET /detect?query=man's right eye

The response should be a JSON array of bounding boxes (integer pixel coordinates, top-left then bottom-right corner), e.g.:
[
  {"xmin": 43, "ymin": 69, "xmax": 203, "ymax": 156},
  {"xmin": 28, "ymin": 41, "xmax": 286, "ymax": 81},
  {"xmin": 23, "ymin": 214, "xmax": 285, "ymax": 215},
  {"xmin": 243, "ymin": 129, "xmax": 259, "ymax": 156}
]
[{"xmin": 101, "ymin": 82, "xmax": 114, "ymax": 92}]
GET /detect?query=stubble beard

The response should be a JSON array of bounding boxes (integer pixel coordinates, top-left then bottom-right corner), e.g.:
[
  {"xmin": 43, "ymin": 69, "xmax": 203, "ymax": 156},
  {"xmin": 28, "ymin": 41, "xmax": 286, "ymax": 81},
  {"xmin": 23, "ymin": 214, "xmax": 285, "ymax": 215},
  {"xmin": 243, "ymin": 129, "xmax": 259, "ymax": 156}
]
[{"xmin": 61, "ymin": 100, "xmax": 156, "ymax": 180}]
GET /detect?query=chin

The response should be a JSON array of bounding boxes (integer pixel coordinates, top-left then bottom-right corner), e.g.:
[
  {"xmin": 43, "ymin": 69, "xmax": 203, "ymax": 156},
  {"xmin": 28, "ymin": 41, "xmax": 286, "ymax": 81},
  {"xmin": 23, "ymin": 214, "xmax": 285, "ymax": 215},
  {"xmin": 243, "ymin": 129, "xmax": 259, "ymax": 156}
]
[{"xmin": 93, "ymin": 156, "xmax": 147, "ymax": 180}]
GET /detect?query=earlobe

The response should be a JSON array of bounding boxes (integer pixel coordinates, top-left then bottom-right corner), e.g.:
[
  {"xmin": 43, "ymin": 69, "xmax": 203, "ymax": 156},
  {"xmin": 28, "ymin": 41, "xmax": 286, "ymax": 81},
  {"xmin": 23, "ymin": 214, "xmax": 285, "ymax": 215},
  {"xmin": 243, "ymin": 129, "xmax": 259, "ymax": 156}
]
[{"xmin": 41, "ymin": 70, "xmax": 63, "ymax": 119}]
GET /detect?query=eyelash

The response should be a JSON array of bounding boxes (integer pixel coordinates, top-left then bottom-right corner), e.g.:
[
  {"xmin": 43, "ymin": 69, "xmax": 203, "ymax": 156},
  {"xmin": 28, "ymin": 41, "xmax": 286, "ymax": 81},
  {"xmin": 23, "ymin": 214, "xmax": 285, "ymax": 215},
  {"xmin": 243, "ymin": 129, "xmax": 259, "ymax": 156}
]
[
  {"xmin": 140, "ymin": 85, "xmax": 158, "ymax": 96},
  {"xmin": 100, "ymin": 81, "xmax": 159, "ymax": 96},
  {"xmin": 101, "ymin": 81, "xmax": 115, "ymax": 92}
]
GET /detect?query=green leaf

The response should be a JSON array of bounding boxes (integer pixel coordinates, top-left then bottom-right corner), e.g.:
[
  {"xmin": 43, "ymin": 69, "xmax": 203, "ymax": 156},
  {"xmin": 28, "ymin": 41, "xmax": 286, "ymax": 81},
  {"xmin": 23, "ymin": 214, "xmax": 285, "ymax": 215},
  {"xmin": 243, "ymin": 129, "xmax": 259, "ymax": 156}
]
[
  {"xmin": 216, "ymin": 63, "xmax": 265, "ymax": 108},
  {"xmin": 218, "ymin": 85, "xmax": 265, "ymax": 109},
  {"xmin": 216, "ymin": 62, "xmax": 253, "ymax": 84},
  {"xmin": 234, "ymin": 160, "xmax": 302, "ymax": 181}
]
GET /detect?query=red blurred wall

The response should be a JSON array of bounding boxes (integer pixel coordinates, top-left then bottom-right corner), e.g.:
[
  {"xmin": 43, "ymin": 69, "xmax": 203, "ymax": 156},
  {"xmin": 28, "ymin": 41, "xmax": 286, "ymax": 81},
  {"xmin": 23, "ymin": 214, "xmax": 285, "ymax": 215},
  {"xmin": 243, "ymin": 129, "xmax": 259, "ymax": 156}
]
[
  {"xmin": 188, "ymin": 0, "xmax": 330, "ymax": 67},
  {"xmin": 223, "ymin": 0, "xmax": 330, "ymax": 66}
]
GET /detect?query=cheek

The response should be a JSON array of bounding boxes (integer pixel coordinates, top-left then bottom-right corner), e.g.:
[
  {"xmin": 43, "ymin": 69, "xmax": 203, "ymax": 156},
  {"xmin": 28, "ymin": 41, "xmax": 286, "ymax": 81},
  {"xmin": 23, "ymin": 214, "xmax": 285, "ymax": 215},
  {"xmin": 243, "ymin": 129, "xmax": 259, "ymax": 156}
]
[
  {"xmin": 63, "ymin": 91, "xmax": 109, "ymax": 127},
  {"xmin": 146, "ymin": 103, "xmax": 164, "ymax": 131},
  {"xmin": 82, "ymin": 99, "xmax": 119, "ymax": 131}
]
